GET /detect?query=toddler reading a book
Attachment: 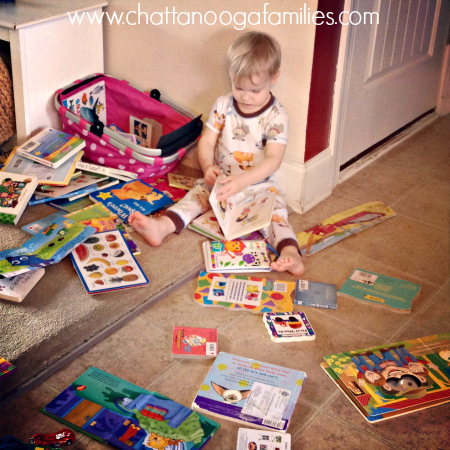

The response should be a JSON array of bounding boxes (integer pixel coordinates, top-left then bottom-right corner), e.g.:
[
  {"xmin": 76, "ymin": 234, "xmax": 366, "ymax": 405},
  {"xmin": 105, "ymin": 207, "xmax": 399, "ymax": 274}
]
[{"xmin": 129, "ymin": 31, "xmax": 305, "ymax": 276}]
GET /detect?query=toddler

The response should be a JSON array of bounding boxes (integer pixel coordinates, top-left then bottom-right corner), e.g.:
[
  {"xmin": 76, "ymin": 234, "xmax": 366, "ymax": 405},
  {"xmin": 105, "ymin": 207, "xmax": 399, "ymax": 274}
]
[{"xmin": 130, "ymin": 31, "xmax": 305, "ymax": 276}]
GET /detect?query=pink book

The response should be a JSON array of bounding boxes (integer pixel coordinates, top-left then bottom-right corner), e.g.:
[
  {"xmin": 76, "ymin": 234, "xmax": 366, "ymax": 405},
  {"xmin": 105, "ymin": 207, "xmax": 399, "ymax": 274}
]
[{"xmin": 171, "ymin": 326, "xmax": 218, "ymax": 359}]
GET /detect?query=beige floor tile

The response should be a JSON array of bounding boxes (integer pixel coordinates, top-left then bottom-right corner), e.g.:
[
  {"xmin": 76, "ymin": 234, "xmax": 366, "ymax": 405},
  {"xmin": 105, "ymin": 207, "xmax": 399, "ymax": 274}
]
[{"xmin": 413, "ymin": 115, "xmax": 450, "ymax": 144}]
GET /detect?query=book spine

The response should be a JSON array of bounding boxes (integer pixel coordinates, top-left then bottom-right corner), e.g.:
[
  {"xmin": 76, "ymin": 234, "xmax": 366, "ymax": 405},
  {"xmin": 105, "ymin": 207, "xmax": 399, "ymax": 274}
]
[
  {"xmin": 295, "ymin": 301, "xmax": 337, "ymax": 310},
  {"xmin": 17, "ymin": 150, "xmax": 53, "ymax": 168}
]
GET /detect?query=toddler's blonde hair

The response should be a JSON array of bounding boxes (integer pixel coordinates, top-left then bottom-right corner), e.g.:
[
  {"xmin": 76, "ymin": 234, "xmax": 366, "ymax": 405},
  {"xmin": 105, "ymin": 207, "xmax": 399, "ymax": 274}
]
[{"xmin": 226, "ymin": 31, "xmax": 281, "ymax": 81}]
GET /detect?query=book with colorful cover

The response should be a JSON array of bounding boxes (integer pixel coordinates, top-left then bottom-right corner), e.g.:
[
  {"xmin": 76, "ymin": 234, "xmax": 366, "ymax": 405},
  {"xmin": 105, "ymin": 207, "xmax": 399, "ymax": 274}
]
[
  {"xmin": 0, "ymin": 356, "xmax": 17, "ymax": 381},
  {"xmin": 16, "ymin": 127, "xmax": 86, "ymax": 169},
  {"xmin": 0, "ymin": 268, "xmax": 45, "ymax": 302},
  {"xmin": 21, "ymin": 211, "xmax": 67, "ymax": 235},
  {"xmin": 192, "ymin": 352, "xmax": 307, "ymax": 432},
  {"xmin": 322, "ymin": 333, "xmax": 450, "ymax": 422},
  {"xmin": 338, "ymin": 269, "xmax": 420, "ymax": 313},
  {"xmin": 171, "ymin": 326, "xmax": 218, "ymax": 359},
  {"xmin": 237, "ymin": 428, "xmax": 291, "ymax": 450},
  {"xmin": 76, "ymin": 160, "xmax": 138, "ymax": 181},
  {"xmin": 0, "ymin": 172, "xmax": 39, "ymax": 225},
  {"xmin": 168, "ymin": 173, "xmax": 196, "ymax": 190},
  {"xmin": 194, "ymin": 271, "xmax": 295, "ymax": 314},
  {"xmin": 147, "ymin": 176, "xmax": 188, "ymax": 204},
  {"xmin": 202, "ymin": 240, "xmax": 272, "ymax": 273},
  {"xmin": 28, "ymin": 194, "xmax": 57, "ymax": 206},
  {"xmin": 263, "ymin": 311, "xmax": 316, "ymax": 343},
  {"xmin": 294, "ymin": 280, "xmax": 338, "ymax": 310},
  {"xmin": 89, "ymin": 179, "xmax": 173, "ymax": 223},
  {"xmin": 48, "ymin": 196, "xmax": 94, "ymax": 212},
  {"xmin": 42, "ymin": 366, "xmax": 220, "ymax": 449}
]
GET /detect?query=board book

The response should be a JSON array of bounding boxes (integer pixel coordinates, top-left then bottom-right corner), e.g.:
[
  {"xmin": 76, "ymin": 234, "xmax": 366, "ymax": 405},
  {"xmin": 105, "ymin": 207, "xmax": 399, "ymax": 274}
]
[
  {"xmin": 70, "ymin": 229, "xmax": 148, "ymax": 294},
  {"xmin": 76, "ymin": 160, "xmax": 138, "ymax": 182},
  {"xmin": 209, "ymin": 175, "xmax": 277, "ymax": 241},
  {"xmin": 48, "ymin": 195, "xmax": 95, "ymax": 212},
  {"xmin": 42, "ymin": 366, "xmax": 220, "ymax": 449},
  {"xmin": 294, "ymin": 280, "xmax": 338, "ymax": 310},
  {"xmin": 322, "ymin": 333, "xmax": 450, "ymax": 422},
  {"xmin": 203, "ymin": 240, "xmax": 271, "ymax": 273},
  {"xmin": 194, "ymin": 271, "xmax": 295, "ymax": 314},
  {"xmin": 237, "ymin": 428, "xmax": 291, "ymax": 450},
  {"xmin": 0, "ymin": 171, "xmax": 39, "ymax": 225},
  {"xmin": 0, "ymin": 268, "xmax": 45, "ymax": 302},
  {"xmin": 192, "ymin": 352, "xmax": 307, "ymax": 432},
  {"xmin": 0, "ymin": 356, "xmax": 17, "ymax": 381},
  {"xmin": 338, "ymin": 268, "xmax": 420, "ymax": 313},
  {"xmin": 168, "ymin": 173, "xmax": 196, "ymax": 190},
  {"xmin": 147, "ymin": 176, "xmax": 188, "ymax": 204},
  {"xmin": 263, "ymin": 311, "xmax": 316, "ymax": 343},
  {"xmin": 16, "ymin": 127, "xmax": 86, "ymax": 168},
  {"xmin": 171, "ymin": 326, "xmax": 218, "ymax": 358}
]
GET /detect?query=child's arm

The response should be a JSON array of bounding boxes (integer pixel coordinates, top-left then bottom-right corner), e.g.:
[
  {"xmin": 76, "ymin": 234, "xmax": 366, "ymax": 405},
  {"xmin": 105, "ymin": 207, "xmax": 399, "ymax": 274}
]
[
  {"xmin": 215, "ymin": 142, "xmax": 286, "ymax": 201},
  {"xmin": 197, "ymin": 127, "xmax": 222, "ymax": 185}
]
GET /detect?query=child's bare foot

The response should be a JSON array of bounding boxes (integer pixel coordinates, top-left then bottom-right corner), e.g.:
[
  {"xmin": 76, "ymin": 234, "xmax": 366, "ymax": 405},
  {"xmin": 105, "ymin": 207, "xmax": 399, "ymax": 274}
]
[
  {"xmin": 128, "ymin": 212, "xmax": 176, "ymax": 247},
  {"xmin": 271, "ymin": 245, "xmax": 305, "ymax": 277}
]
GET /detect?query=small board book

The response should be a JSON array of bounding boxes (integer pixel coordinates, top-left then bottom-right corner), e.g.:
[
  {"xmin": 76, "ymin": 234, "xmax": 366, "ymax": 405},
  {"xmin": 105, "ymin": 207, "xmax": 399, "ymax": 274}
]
[
  {"xmin": 172, "ymin": 326, "xmax": 218, "ymax": 358},
  {"xmin": 322, "ymin": 333, "xmax": 450, "ymax": 422},
  {"xmin": 209, "ymin": 175, "xmax": 277, "ymax": 241},
  {"xmin": 16, "ymin": 127, "xmax": 86, "ymax": 169},
  {"xmin": 89, "ymin": 179, "xmax": 173, "ymax": 223},
  {"xmin": 203, "ymin": 240, "xmax": 271, "ymax": 273},
  {"xmin": 0, "ymin": 171, "xmax": 39, "ymax": 225},
  {"xmin": 1, "ymin": 147, "xmax": 82, "ymax": 186},
  {"xmin": 130, "ymin": 116, "xmax": 163, "ymax": 148},
  {"xmin": 192, "ymin": 352, "xmax": 307, "ymax": 432},
  {"xmin": 0, "ymin": 356, "xmax": 17, "ymax": 381},
  {"xmin": 0, "ymin": 268, "xmax": 45, "ymax": 302},
  {"xmin": 295, "ymin": 280, "xmax": 338, "ymax": 310},
  {"xmin": 263, "ymin": 311, "xmax": 316, "ymax": 343},
  {"xmin": 194, "ymin": 271, "xmax": 295, "ymax": 314},
  {"xmin": 237, "ymin": 428, "xmax": 291, "ymax": 450},
  {"xmin": 42, "ymin": 366, "xmax": 220, "ymax": 449},
  {"xmin": 168, "ymin": 172, "xmax": 196, "ymax": 190},
  {"xmin": 70, "ymin": 229, "xmax": 148, "ymax": 294},
  {"xmin": 338, "ymin": 268, "xmax": 420, "ymax": 313}
]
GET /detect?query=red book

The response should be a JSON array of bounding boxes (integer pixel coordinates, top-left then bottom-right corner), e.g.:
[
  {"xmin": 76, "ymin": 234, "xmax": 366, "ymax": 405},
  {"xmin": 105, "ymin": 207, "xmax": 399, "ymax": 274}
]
[{"xmin": 171, "ymin": 326, "xmax": 218, "ymax": 359}]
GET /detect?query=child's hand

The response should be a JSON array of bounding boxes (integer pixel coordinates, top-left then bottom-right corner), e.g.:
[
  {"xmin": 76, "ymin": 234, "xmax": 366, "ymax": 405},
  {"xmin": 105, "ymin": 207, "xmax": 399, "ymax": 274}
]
[
  {"xmin": 204, "ymin": 166, "xmax": 222, "ymax": 186},
  {"xmin": 216, "ymin": 174, "xmax": 247, "ymax": 201}
]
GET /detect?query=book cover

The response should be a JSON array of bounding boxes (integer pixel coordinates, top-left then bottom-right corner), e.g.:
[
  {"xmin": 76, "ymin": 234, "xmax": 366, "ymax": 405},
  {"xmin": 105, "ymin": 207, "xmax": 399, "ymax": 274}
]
[
  {"xmin": 42, "ymin": 366, "xmax": 220, "ymax": 449},
  {"xmin": 171, "ymin": 326, "xmax": 218, "ymax": 358},
  {"xmin": 263, "ymin": 312, "xmax": 316, "ymax": 343},
  {"xmin": 16, "ymin": 127, "xmax": 86, "ymax": 169},
  {"xmin": 209, "ymin": 175, "xmax": 277, "ymax": 241},
  {"xmin": 2, "ymin": 147, "xmax": 83, "ymax": 186},
  {"xmin": 76, "ymin": 160, "xmax": 138, "ymax": 182},
  {"xmin": 203, "ymin": 240, "xmax": 271, "ymax": 273},
  {"xmin": 89, "ymin": 179, "xmax": 173, "ymax": 223},
  {"xmin": 192, "ymin": 352, "xmax": 307, "ymax": 432},
  {"xmin": 147, "ymin": 176, "xmax": 188, "ymax": 204},
  {"xmin": 0, "ymin": 268, "xmax": 45, "ymax": 302},
  {"xmin": 21, "ymin": 211, "xmax": 67, "ymax": 235},
  {"xmin": 294, "ymin": 280, "xmax": 338, "ymax": 310},
  {"xmin": 0, "ymin": 172, "xmax": 39, "ymax": 225},
  {"xmin": 48, "ymin": 196, "xmax": 95, "ymax": 212},
  {"xmin": 322, "ymin": 333, "xmax": 450, "ymax": 422},
  {"xmin": 70, "ymin": 229, "xmax": 148, "ymax": 294},
  {"xmin": 0, "ymin": 356, "xmax": 17, "ymax": 381},
  {"xmin": 168, "ymin": 173, "xmax": 196, "ymax": 190},
  {"xmin": 237, "ymin": 428, "xmax": 291, "ymax": 450},
  {"xmin": 338, "ymin": 269, "xmax": 420, "ymax": 313},
  {"xmin": 194, "ymin": 271, "xmax": 295, "ymax": 314}
]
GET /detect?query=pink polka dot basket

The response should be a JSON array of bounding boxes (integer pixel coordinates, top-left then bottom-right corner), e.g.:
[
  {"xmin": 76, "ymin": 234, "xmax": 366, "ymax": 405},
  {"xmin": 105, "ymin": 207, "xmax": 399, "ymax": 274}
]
[{"xmin": 55, "ymin": 74, "xmax": 202, "ymax": 179}]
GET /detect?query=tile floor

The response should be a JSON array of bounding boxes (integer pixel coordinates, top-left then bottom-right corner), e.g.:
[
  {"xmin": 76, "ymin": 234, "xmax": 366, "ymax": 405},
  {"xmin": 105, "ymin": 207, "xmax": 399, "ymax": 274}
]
[{"xmin": 0, "ymin": 115, "xmax": 449, "ymax": 449}]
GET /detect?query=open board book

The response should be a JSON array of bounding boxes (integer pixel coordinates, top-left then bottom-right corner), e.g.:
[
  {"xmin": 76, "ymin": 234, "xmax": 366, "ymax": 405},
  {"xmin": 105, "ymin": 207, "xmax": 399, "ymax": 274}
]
[
  {"xmin": 192, "ymin": 352, "xmax": 307, "ymax": 432},
  {"xmin": 322, "ymin": 333, "xmax": 450, "ymax": 422},
  {"xmin": 42, "ymin": 366, "xmax": 220, "ymax": 449}
]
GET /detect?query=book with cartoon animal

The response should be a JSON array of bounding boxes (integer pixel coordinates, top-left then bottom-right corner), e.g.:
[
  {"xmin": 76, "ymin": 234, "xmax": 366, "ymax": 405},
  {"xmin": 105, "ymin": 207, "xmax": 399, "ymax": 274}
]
[
  {"xmin": 89, "ymin": 179, "xmax": 173, "ymax": 223},
  {"xmin": 294, "ymin": 280, "xmax": 338, "ymax": 310},
  {"xmin": 192, "ymin": 352, "xmax": 307, "ymax": 432},
  {"xmin": 0, "ymin": 356, "xmax": 17, "ymax": 381},
  {"xmin": 42, "ymin": 366, "xmax": 220, "ymax": 449},
  {"xmin": 202, "ymin": 240, "xmax": 272, "ymax": 273},
  {"xmin": 338, "ymin": 269, "xmax": 420, "ymax": 313},
  {"xmin": 0, "ymin": 268, "xmax": 45, "ymax": 302},
  {"xmin": 194, "ymin": 271, "xmax": 295, "ymax": 314},
  {"xmin": 263, "ymin": 311, "xmax": 316, "ymax": 343},
  {"xmin": 171, "ymin": 326, "xmax": 218, "ymax": 359},
  {"xmin": 209, "ymin": 175, "xmax": 277, "ymax": 241},
  {"xmin": 322, "ymin": 333, "xmax": 450, "ymax": 422},
  {"xmin": 237, "ymin": 428, "xmax": 291, "ymax": 450}
]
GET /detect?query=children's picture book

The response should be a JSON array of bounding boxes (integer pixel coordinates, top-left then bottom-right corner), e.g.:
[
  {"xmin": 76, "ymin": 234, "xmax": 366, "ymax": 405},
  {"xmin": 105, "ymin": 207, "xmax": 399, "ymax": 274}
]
[
  {"xmin": 237, "ymin": 428, "xmax": 291, "ymax": 450},
  {"xmin": 16, "ymin": 127, "xmax": 86, "ymax": 169},
  {"xmin": 0, "ymin": 216, "xmax": 95, "ymax": 277},
  {"xmin": 203, "ymin": 240, "xmax": 272, "ymax": 273},
  {"xmin": 0, "ymin": 356, "xmax": 17, "ymax": 381},
  {"xmin": 76, "ymin": 160, "xmax": 138, "ymax": 182},
  {"xmin": 192, "ymin": 352, "xmax": 307, "ymax": 432},
  {"xmin": 48, "ymin": 195, "xmax": 94, "ymax": 212},
  {"xmin": 296, "ymin": 201, "xmax": 397, "ymax": 256},
  {"xmin": 146, "ymin": 176, "xmax": 188, "ymax": 204},
  {"xmin": 263, "ymin": 311, "xmax": 316, "ymax": 343},
  {"xmin": 338, "ymin": 269, "xmax": 420, "ymax": 313},
  {"xmin": 0, "ymin": 268, "xmax": 45, "ymax": 302},
  {"xmin": 194, "ymin": 271, "xmax": 295, "ymax": 314},
  {"xmin": 172, "ymin": 326, "xmax": 218, "ymax": 358},
  {"xmin": 130, "ymin": 116, "xmax": 163, "ymax": 148},
  {"xmin": 1, "ymin": 147, "xmax": 83, "ymax": 186},
  {"xmin": 209, "ymin": 175, "xmax": 277, "ymax": 241},
  {"xmin": 322, "ymin": 333, "xmax": 450, "ymax": 422},
  {"xmin": 28, "ymin": 193, "xmax": 56, "ymax": 206},
  {"xmin": 168, "ymin": 173, "xmax": 196, "ymax": 190},
  {"xmin": 89, "ymin": 179, "xmax": 173, "ymax": 223},
  {"xmin": 294, "ymin": 280, "xmax": 338, "ymax": 310},
  {"xmin": 108, "ymin": 123, "xmax": 137, "ymax": 144},
  {"xmin": 0, "ymin": 172, "xmax": 38, "ymax": 225},
  {"xmin": 21, "ymin": 211, "xmax": 67, "ymax": 235},
  {"xmin": 42, "ymin": 366, "xmax": 220, "ymax": 449}
]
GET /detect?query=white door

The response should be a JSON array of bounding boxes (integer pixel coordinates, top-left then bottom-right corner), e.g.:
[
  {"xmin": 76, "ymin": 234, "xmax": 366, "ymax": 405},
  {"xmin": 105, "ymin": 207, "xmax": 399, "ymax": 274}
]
[{"xmin": 338, "ymin": 0, "xmax": 450, "ymax": 167}]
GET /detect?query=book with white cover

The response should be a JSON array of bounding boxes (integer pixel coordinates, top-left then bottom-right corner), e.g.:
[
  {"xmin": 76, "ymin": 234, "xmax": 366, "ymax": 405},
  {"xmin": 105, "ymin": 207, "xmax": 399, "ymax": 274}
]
[
  {"xmin": 0, "ymin": 268, "xmax": 45, "ymax": 302},
  {"xmin": 237, "ymin": 428, "xmax": 291, "ymax": 450}
]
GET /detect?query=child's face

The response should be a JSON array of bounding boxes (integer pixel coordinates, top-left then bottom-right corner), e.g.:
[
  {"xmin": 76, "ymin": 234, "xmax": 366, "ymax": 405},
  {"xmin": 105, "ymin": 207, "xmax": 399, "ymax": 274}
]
[{"xmin": 231, "ymin": 71, "xmax": 279, "ymax": 115}]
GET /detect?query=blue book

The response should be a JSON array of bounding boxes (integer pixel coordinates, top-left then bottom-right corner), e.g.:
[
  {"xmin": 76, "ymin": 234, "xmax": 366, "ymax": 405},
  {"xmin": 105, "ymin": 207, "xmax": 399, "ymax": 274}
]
[
  {"xmin": 295, "ymin": 280, "xmax": 338, "ymax": 310},
  {"xmin": 21, "ymin": 211, "xmax": 66, "ymax": 235}
]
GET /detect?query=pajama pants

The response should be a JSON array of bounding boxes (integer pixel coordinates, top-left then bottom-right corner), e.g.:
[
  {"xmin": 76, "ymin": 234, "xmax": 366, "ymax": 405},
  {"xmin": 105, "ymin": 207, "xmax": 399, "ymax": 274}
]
[{"xmin": 163, "ymin": 178, "xmax": 299, "ymax": 255}]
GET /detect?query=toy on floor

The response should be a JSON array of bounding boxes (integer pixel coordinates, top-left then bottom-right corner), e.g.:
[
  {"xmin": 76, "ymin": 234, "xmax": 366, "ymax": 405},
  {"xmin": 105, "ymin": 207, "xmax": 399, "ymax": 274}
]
[{"xmin": 30, "ymin": 429, "xmax": 75, "ymax": 447}]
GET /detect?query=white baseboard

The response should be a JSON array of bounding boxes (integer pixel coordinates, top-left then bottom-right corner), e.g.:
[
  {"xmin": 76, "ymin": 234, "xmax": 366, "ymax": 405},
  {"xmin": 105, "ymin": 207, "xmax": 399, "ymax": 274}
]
[{"xmin": 436, "ymin": 45, "xmax": 450, "ymax": 116}]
